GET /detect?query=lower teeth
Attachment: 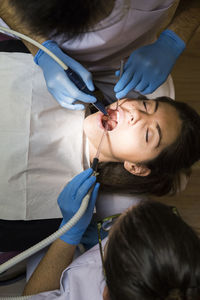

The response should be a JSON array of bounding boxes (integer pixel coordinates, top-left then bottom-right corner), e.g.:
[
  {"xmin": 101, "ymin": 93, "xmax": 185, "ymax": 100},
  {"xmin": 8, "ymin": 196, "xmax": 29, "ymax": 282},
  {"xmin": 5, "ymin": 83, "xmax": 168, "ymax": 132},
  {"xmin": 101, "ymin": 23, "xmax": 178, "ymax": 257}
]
[{"xmin": 102, "ymin": 118, "xmax": 117, "ymax": 131}]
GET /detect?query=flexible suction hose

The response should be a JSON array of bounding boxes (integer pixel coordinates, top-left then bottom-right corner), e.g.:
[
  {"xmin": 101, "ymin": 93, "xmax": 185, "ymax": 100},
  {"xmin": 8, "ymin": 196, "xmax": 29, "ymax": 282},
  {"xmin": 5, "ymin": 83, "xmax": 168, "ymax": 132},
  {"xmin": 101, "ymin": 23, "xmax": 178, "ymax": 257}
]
[
  {"xmin": 0, "ymin": 25, "xmax": 95, "ymax": 299},
  {"xmin": 0, "ymin": 26, "xmax": 68, "ymax": 70},
  {"xmin": 0, "ymin": 191, "xmax": 91, "ymax": 300}
]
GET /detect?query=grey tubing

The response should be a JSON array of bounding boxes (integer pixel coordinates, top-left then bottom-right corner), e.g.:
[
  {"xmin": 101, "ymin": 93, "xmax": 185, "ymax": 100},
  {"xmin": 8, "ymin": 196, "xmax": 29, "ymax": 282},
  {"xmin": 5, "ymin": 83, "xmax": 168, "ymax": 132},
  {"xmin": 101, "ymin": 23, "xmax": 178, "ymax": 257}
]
[
  {"xmin": 0, "ymin": 191, "xmax": 91, "ymax": 300},
  {"xmin": 0, "ymin": 26, "xmax": 68, "ymax": 69},
  {"xmin": 0, "ymin": 25, "xmax": 92, "ymax": 299}
]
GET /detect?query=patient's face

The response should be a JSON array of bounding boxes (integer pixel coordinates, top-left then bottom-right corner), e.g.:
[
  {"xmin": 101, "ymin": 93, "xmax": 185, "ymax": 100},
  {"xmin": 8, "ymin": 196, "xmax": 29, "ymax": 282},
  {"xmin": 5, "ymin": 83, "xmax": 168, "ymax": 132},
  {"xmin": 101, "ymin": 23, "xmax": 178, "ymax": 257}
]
[{"xmin": 83, "ymin": 99, "xmax": 182, "ymax": 164}]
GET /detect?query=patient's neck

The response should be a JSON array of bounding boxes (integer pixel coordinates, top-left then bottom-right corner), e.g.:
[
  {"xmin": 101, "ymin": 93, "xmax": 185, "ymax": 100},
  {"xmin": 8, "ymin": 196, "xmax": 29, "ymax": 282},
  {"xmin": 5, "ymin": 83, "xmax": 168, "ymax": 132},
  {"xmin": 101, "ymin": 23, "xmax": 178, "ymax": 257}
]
[{"xmin": 88, "ymin": 140, "xmax": 118, "ymax": 164}]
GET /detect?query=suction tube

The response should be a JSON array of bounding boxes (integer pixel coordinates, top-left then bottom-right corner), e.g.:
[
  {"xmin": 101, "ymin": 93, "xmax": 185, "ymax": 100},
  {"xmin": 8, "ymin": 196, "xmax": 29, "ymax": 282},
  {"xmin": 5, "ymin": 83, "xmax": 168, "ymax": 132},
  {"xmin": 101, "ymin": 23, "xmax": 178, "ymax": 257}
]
[
  {"xmin": 0, "ymin": 188, "xmax": 93, "ymax": 300},
  {"xmin": 0, "ymin": 26, "xmax": 100, "ymax": 299},
  {"xmin": 0, "ymin": 26, "xmax": 68, "ymax": 70}
]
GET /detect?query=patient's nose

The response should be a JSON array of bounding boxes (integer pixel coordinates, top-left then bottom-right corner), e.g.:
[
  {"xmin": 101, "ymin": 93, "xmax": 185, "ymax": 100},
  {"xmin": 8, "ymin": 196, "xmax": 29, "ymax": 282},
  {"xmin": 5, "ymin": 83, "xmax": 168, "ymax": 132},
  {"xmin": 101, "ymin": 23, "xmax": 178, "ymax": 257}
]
[{"xmin": 129, "ymin": 109, "xmax": 145, "ymax": 125}]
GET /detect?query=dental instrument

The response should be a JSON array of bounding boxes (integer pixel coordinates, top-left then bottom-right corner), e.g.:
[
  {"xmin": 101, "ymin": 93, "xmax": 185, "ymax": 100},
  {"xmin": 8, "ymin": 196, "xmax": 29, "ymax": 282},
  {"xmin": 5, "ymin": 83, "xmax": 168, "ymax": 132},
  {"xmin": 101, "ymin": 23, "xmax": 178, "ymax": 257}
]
[
  {"xmin": 116, "ymin": 59, "xmax": 125, "ymax": 111},
  {"xmin": 91, "ymin": 128, "xmax": 107, "ymax": 172},
  {"xmin": 0, "ymin": 26, "xmax": 108, "ymax": 116}
]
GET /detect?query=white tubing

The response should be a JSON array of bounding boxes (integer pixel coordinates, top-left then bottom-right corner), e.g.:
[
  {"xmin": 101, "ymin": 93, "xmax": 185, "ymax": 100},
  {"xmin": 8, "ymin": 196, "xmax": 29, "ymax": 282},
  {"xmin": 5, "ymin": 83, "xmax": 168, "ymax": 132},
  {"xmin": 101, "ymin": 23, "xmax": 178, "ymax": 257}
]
[
  {"xmin": 0, "ymin": 25, "xmax": 93, "ymax": 299},
  {"xmin": 0, "ymin": 191, "xmax": 91, "ymax": 300},
  {"xmin": 0, "ymin": 26, "xmax": 68, "ymax": 70},
  {"xmin": 0, "ymin": 297, "xmax": 31, "ymax": 300}
]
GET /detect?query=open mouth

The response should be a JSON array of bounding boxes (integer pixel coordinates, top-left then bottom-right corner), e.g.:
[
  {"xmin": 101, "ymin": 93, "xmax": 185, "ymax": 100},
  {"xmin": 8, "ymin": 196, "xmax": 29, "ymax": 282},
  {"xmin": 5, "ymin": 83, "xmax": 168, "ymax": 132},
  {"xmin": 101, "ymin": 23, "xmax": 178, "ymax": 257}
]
[{"xmin": 101, "ymin": 108, "xmax": 119, "ymax": 131}]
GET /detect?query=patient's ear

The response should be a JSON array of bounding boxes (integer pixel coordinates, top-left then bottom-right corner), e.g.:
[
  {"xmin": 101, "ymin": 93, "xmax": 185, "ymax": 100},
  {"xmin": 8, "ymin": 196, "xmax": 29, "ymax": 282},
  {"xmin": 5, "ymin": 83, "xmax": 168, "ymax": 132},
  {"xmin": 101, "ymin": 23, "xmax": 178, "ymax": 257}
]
[{"xmin": 124, "ymin": 161, "xmax": 151, "ymax": 176}]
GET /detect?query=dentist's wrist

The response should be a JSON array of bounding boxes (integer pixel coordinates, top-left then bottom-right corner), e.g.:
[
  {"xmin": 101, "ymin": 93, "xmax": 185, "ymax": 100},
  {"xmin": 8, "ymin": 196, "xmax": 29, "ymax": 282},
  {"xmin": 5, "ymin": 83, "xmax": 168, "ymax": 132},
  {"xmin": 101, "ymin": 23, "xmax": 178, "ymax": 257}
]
[
  {"xmin": 159, "ymin": 29, "xmax": 186, "ymax": 56},
  {"xmin": 34, "ymin": 40, "xmax": 58, "ymax": 64}
]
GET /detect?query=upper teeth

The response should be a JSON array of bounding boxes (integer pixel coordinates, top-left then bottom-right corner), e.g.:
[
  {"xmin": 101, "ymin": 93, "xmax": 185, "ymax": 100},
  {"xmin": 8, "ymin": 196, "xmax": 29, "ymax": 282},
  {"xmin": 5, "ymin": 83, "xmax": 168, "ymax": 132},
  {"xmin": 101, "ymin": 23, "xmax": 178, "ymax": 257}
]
[{"xmin": 117, "ymin": 111, "xmax": 119, "ymax": 123}]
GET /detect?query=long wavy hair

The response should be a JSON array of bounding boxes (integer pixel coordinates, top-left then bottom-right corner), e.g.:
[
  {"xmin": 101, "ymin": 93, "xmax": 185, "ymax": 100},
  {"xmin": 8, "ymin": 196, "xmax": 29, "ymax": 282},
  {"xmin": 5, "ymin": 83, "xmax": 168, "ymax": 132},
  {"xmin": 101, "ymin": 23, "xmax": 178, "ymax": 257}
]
[
  {"xmin": 105, "ymin": 200, "xmax": 200, "ymax": 300},
  {"xmin": 97, "ymin": 97, "xmax": 200, "ymax": 196}
]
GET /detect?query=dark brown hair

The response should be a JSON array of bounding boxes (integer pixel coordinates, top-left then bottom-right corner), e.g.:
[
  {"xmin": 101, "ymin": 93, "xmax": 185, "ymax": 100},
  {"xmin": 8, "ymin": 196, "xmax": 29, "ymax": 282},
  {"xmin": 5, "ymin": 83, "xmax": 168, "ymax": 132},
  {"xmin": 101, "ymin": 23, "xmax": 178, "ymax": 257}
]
[
  {"xmin": 105, "ymin": 201, "xmax": 200, "ymax": 300},
  {"xmin": 97, "ymin": 97, "xmax": 200, "ymax": 196},
  {"xmin": 8, "ymin": 0, "xmax": 112, "ymax": 39}
]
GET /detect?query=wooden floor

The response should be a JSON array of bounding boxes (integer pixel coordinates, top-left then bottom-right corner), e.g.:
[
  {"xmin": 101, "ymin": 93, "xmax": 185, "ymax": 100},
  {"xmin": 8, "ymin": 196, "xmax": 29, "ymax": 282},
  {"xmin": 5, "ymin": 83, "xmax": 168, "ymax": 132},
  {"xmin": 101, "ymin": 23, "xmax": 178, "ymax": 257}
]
[{"xmin": 152, "ymin": 27, "xmax": 200, "ymax": 236}]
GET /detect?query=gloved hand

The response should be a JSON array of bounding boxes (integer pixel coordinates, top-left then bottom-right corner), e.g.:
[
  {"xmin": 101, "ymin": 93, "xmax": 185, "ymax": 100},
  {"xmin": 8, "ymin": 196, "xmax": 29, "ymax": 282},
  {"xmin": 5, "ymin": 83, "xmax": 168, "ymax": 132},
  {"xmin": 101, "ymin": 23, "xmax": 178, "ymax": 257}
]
[
  {"xmin": 58, "ymin": 168, "xmax": 100, "ymax": 245},
  {"xmin": 80, "ymin": 218, "xmax": 108, "ymax": 250},
  {"xmin": 114, "ymin": 29, "xmax": 185, "ymax": 98},
  {"xmin": 34, "ymin": 40, "xmax": 96, "ymax": 110}
]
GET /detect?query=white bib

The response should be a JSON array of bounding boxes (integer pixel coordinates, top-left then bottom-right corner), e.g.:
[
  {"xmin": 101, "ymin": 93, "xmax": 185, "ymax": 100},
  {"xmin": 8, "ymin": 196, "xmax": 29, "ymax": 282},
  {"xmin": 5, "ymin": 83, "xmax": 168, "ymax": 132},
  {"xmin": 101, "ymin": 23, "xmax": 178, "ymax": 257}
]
[{"xmin": 0, "ymin": 53, "xmax": 89, "ymax": 220}]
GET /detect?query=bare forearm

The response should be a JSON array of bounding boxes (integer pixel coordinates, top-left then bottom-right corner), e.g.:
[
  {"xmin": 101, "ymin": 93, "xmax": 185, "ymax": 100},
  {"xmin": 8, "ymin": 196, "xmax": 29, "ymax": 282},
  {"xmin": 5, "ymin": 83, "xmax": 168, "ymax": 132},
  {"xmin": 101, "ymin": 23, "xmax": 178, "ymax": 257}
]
[
  {"xmin": 168, "ymin": 0, "xmax": 200, "ymax": 44},
  {"xmin": 23, "ymin": 239, "xmax": 76, "ymax": 295},
  {"xmin": 0, "ymin": 0, "xmax": 46, "ymax": 55}
]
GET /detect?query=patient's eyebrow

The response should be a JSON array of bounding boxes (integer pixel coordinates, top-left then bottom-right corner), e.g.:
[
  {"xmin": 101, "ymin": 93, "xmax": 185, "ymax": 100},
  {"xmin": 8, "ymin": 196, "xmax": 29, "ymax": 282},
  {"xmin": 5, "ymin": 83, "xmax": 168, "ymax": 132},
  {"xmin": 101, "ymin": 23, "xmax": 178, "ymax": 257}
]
[
  {"xmin": 155, "ymin": 123, "xmax": 162, "ymax": 149},
  {"xmin": 154, "ymin": 101, "xmax": 161, "ymax": 148}
]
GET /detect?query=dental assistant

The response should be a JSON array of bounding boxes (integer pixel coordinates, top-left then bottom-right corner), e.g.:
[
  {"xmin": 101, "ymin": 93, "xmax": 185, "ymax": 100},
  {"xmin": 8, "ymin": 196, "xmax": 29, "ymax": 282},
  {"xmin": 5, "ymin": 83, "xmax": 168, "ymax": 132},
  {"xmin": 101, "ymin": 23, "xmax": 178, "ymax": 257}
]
[
  {"xmin": 23, "ymin": 169, "xmax": 200, "ymax": 300},
  {"xmin": 0, "ymin": 0, "xmax": 199, "ymax": 108}
]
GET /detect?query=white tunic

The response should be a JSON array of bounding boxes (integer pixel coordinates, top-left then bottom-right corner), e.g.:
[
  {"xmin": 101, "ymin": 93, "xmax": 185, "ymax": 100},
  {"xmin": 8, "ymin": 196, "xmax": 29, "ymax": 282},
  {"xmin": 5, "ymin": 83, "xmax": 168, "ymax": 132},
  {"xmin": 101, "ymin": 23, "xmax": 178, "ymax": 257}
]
[{"xmin": 28, "ymin": 240, "xmax": 107, "ymax": 300}]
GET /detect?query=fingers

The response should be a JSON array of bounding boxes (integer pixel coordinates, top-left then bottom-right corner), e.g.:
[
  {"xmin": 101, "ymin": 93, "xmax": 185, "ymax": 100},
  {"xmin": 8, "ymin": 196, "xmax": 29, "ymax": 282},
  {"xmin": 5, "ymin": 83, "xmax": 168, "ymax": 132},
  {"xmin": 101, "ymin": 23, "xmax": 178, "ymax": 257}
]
[
  {"xmin": 76, "ymin": 176, "xmax": 97, "ymax": 204},
  {"xmin": 57, "ymin": 80, "xmax": 96, "ymax": 104},
  {"xmin": 77, "ymin": 68, "xmax": 95, "ymax": 92},
  {"xmin": 134, "ymin": 79, "xmax": 149, "ymax": 93},
  {"xmin": 141, "ymin": 77, "xmax": 164, "ymax": 94},
  {"xmin": 49, "ymin": 87, "xmax": 95, "ymax": 109},
  {"xmin": 114, "ymin": 64, "xmax": 136, "ymax": 93},
  {"xmin": 70, "ymin": 168, "xmax": 94, "ymax": 190},
  {"xmin": 63, "ymin": 55, "xmax": 95, "ymax": 93},
  {"xmin": 141, "ymin": 85, "xmax": 155, "ymax": 95},
  {"xmin": 115, "ymin": 72, "xmax": 142, "ymax": 99},
  {"xmin": 58, "ymin": 169, "xmax": 93, "ymax": 205},
  {"xmin": 88, "ymin": 182, "xmax": 100, "ymax": 210},
  {"xmin": 53, "ymin": 94, "xmax": 85, "ymax": 110}
]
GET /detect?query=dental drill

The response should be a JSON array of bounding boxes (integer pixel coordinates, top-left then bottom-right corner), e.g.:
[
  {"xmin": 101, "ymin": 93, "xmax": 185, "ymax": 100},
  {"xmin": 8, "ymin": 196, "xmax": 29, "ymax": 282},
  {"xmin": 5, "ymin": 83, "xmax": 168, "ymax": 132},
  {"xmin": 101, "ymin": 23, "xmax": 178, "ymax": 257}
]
[{"xmin": 0, "ymin": 26, "xmax": 108, "ymax": 116}]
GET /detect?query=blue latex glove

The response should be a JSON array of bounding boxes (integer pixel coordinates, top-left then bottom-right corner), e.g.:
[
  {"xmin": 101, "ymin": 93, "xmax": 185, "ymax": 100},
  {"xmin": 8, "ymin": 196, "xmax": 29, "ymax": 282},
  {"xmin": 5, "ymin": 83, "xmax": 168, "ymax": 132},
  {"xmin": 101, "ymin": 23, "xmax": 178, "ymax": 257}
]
[
  {"xmin": 80, "ymin": 218, "xmax": 108, "ymax": 250},
  {"xmin": 114, "ymin": 29, "xmax": 185, "ymax": 98},
  {"xmin": 58, "ymin": 168, "xmax": 100, "ymax": 245},
  {"xmin": 34, "ymin": 40, "xmax": 96, "ymax": 110}
]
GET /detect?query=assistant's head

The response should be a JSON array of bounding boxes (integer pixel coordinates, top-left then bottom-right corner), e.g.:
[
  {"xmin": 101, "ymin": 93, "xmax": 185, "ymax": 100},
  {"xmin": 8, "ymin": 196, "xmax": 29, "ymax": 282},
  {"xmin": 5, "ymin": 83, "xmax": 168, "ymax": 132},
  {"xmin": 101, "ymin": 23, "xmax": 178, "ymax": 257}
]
[
  {"xmin": 103, "ymin": 201, "xmax": 200, "ymax": 300},
  {"xmin": 84, "ymin": 97, "xmax": 200, "ymax": 195}
]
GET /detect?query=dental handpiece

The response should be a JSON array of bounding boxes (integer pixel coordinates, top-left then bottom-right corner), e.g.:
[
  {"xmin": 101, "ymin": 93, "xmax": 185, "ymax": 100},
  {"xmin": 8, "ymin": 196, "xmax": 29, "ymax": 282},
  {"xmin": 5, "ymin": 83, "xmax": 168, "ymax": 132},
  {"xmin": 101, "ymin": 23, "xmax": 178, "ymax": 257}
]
[
  {"xmin": 0, "ymin": 27, "xmax": 108, "ymax": 116},
  {"xmin": 65, "ymin": 67, "xmax": 108, "ymax": 115}
]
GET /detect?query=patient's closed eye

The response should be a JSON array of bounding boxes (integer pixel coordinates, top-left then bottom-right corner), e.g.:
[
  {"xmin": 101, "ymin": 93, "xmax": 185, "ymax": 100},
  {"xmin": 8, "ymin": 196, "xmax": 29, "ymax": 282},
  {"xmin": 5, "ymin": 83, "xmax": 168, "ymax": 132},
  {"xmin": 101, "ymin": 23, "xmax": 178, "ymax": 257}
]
[
  {"xmin": 143, "ymin": 101, "xmax": 148, "ymax": 111},
  {"xmin": 146, "ymin": 128, "xmax": 149, "ymax": 142}
]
